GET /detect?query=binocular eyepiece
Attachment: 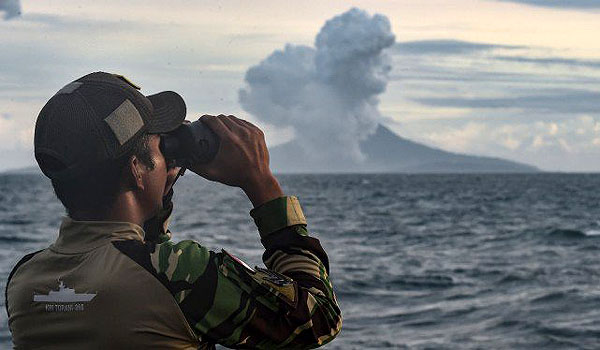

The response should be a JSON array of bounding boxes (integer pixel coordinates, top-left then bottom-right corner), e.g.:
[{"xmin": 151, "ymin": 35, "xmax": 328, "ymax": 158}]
[{"xmin": 159, "ymin": 118, "xmax": 220, "ymax": 169}]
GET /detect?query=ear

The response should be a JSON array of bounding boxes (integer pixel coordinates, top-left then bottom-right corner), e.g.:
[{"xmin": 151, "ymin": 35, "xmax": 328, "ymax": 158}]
[{"xmin": 127, "ymin": 155, "xmax": 147, "ymax": 191}]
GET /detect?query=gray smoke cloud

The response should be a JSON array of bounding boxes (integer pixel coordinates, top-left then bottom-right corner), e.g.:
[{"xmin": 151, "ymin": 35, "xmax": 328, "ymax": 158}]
[
  {"xmin": 0, "ymin": 0, "xmax": 21, "ymax": 20},
  {"xmin": 239, "ymin": 8, "xmax": 395, "ymax": 163}
]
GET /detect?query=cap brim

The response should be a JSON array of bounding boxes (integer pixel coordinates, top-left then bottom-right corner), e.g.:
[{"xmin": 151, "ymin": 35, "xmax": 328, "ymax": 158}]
[{"xmin": 146, "ymin": 91, "xmax": 186, "ymax": 133}]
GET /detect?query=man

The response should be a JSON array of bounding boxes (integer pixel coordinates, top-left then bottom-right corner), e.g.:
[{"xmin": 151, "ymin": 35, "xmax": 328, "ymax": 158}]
[{"xmin": 5, "ymin": 72, "xmax": 342, "ymax": 349}]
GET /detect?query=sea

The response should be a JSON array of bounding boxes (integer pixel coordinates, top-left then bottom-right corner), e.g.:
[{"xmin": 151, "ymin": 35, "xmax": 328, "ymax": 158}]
[{"xmin": 1, "ymin": 173, "xmax": 599, "ymax": 349}]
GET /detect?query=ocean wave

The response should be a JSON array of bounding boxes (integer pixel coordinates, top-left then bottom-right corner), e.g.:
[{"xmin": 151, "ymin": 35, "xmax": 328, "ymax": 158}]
[
  {"xmin": 0, "ymin": 218, "xmax": 34, "ymax": 225},
  {"xmin": 546, "ymin": 229, "xmax": 599, "ymax": 239},
  {"xmin": 584, "ymin": 229, "xmax": 600, "ymax": 237},
  {"xmin": 496, "ymin": 273, "xmax": 533, "ymax": 284},
  {"xmin": 537, "ymin": 325, "xmax": 600, "ymax": 339},
  {"xmin": 391, "ymin": 274, "xmax": 455, "ymax": 288},
  {"xmin": 530, "ymin": 290, "xmax": 575, "ymax": 304},
  {"xmin": 0, "ymin": 235, "xmax": 44, "ymax": 243},
  {"xmin": 338, "ymin": 273, "xmax": 455, "ymax": 293},
  {"xmin": 363, "ymin": 307, "xmax": 444, "ymax": 326}
]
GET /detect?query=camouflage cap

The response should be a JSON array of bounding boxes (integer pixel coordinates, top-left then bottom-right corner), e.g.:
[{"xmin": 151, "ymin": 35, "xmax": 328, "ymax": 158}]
[{"xmin": 34, "ymin": 72, "xmax": 186, "ymax": 181}]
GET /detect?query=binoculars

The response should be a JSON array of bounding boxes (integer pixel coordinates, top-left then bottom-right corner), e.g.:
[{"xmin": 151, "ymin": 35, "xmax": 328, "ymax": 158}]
[{"xmin": 159, "ymin": 118, "xmax": 220, "ymax": 169}]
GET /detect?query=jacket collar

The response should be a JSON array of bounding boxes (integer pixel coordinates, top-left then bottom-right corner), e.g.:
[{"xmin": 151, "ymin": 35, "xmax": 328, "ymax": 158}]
[{"xmin": 51, "ymin": 217, "xmax": 146, "ymax": 254}]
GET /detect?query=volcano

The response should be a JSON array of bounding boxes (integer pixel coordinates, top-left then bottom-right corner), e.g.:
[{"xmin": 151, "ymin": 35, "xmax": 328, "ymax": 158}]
[{"xmin": 269, "ymin": 125, "xmax": 539, "ymax": 173}]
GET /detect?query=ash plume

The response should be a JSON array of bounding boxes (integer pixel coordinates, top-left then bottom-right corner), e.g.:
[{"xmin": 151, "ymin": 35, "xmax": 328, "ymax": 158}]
[
  {"xmin": 239, "ymin": 8, "xmax": 395, "ymax": 164},
  {"xmin": 0, "ymin": 0, "xmax": 21, "ymax": 20}
]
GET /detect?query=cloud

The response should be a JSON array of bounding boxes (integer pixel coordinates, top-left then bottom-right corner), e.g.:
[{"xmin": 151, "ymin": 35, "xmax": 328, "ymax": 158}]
[
  {"xmin": 496, "ymin": 0, "xmax": 600, "ymax": 9},
  {"xmin": 0, "ymin": 0, "xmax": 20, "ymax": 20},
  {"xmin": 18, "ymin": 13, "xmax": 146, "ymax": 31},
  {"xmin": 388, "ymin": 40, "xmax": 600, "ymax": 87},
  {"xmin": 385, "ymin": 36, "xmax": 600, "ymax": 171},
  {"xmin": 413, "ymin": 89, "xmax": 600, "ymax": 114},
  {"xmin": 0, "ymin": 112, "xmax": 32, "ymax": 149},
  {"xmin": 494, "ymin": 55, "xmax": 600, "ymax": 69},
  {"xmin": 239, "ymin": 8, "xmax": 395, "ymax": 163},
  {"xmin": 422, "ymin": 116, "xmax": 600, "ymax": 162},
  {"xmin": 393, "ymin": 39, "xmax": 522, "ymax": 55}
]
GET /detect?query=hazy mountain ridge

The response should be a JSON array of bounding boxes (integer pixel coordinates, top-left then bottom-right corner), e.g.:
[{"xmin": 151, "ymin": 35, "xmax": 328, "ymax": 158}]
[
  {"xmin": 2, "ymin": 166, "xmax": 42, "ymax": 175},
  {"xmin": 270, "ymin": 125, "xmax": 539, "ymax": 173},
  {"xmin": 3, "ymin": 125, "xmax": 538, "ymax": 174}
]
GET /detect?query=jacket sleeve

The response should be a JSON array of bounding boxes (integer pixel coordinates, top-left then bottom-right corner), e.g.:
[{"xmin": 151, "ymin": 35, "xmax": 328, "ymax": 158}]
[{"xmin": 150, "ymin": 196, "xmax": 342, "ymax": 349}]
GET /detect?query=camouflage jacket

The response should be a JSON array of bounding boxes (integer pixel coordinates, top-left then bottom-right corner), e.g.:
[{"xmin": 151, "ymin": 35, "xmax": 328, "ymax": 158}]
[
  {"xmin": 6, "ymin": 196, "xmax": 341, "ymax": 349},
  {"xmin": 147, "ymin": 195, "xmax": 342, "ymax": 348}
]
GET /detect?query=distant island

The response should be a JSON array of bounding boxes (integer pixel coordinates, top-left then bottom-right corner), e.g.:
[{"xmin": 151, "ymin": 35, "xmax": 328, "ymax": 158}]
[
  {"xmin": 2, "ymin": 166, "xmax": 42, "ymax": 175},
  {"xmin": 3, "ymin": 125, "xmax": 538, "ymax": 175},
  {"xmin": 270, "ymin": 125, "xmax": 539, "ymax": 173}
]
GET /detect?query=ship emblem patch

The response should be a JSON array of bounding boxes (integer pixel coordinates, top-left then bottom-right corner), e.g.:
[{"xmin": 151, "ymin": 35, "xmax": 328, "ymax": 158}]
[{"xmin": 33, "ymin": 280, "xmax": 97, "ymax": 312}]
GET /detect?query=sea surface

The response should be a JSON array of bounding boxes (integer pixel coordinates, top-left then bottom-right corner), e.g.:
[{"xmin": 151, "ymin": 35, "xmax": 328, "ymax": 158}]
[{"xmin": 1, "ymin": 173, "xmax": 599, "ymax": 349}]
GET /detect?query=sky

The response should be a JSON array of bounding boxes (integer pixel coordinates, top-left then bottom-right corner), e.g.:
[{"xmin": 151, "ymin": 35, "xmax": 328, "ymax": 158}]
[{"xmin": 0, "ymin": 0, "xmax": 599, "ymax": 172}]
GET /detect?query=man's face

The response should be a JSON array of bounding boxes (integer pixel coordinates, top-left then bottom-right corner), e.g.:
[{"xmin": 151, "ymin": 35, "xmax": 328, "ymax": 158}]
[{"xmin": 142, "ymin": 134, "xmax": 180, "ymax": 218}]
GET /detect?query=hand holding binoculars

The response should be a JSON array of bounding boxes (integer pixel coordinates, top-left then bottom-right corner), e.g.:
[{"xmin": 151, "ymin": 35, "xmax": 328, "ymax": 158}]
[{"xmin": 160, "ymin": 114, "xmax": 282, "ymax": 207}]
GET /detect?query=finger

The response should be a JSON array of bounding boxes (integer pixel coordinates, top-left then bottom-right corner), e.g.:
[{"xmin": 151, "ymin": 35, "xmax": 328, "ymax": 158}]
[
  {"xmin": 200, "ymin": 115, "xmax": 232, "ymax": 138},
  {"xmin": 215, "ymin": 114, "xmax": 235, "ymax": 132},
  {"xmin": 220, "ymin": 115, "xmax": 247, "ymax": 134},
  {"xmin": 230, "ymin": 116, "xmax": 264, "ymax": 135},
  {"xmin": 229, "ymin": 115, "xmax": 253, "ymax": 130},
  {"xmin": 189, "ymin": 163, "xmax": 217, "ymax": 181}
]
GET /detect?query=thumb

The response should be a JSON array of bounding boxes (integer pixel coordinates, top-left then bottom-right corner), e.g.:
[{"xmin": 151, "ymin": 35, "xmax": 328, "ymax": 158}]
[{"xmin": 189, "ymin": 161, "xmax": 218, "ymax": 181}]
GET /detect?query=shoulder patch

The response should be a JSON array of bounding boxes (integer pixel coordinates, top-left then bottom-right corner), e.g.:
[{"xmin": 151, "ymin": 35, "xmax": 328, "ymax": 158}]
[
  {"xmin": 221, "ymin": 250, "xmax": 298, "ymax": 309},
  {"xmin": 252, "ymin": 267, "xmax": 298, "ymax": 308}
]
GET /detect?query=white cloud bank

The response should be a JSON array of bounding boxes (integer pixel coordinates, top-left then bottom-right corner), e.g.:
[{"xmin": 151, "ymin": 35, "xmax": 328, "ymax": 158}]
[
  {"xmin": 419, "ymin": 115, "xmax": 600, "ymax": 171},
  {"xmin": 432, "ymin": 117, "xmax": 600, "ymax": 153},
  {"xmin": 496, "ymin": 0, "xmax": 600, "ymax": 10},
  {"xmin": 239, "ymin": 8, "xmax": 395, "ymax": 163},
  {"xmin": 0, "ymin": 0, "xmax": 20, "ymax": 20}
]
